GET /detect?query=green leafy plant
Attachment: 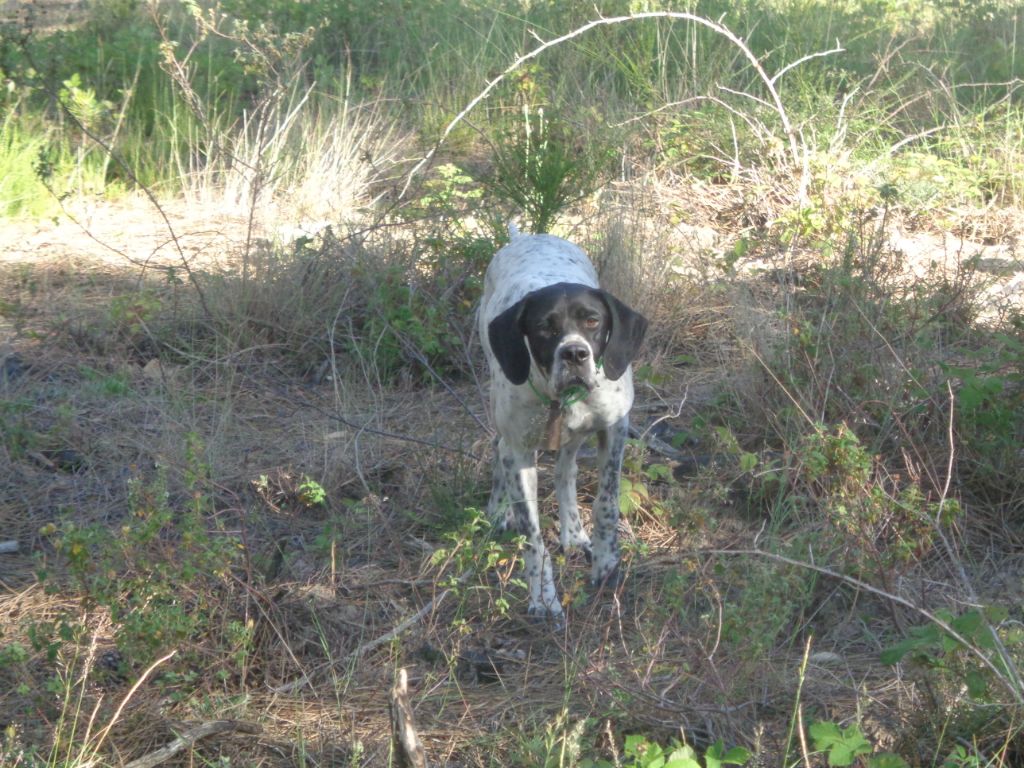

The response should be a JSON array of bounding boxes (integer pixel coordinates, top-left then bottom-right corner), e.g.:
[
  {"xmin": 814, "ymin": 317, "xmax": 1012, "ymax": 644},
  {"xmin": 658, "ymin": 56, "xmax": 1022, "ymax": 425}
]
[
  {"xmin": 485, "ymin": 105, "xmax": 615, "ymax": 234},
  {"xmin": 109, "ymin": 290, "xmax": 162, "ymax": 338},
  {"xmin": 582, "ymin": 734, "xmax": 749, "ymax": 768},
  {"xmin": 793, "ymin": 422, "xmax": 960, "ymax": 571},
  {"xmin": 621, "ymin": 441, "xmax": 675, "ymax": 519},
  {"xmin": 943, "ymin": 318, "xmax": 1024, "ymax": 499},
  {"xmin": 881, "ymin": 606, "xmax": 1021, "ymax": 702},
  {"xmin": 0, "ymin": 398, "xmax": 36, "ymax": 459},
  {"xmin": 510, "ymin": 708, "xmax": 590, "ymax": 768},
  {"xmin": 297, "ymin": 476, "xmax": 327, "ymax": 507},
  {"xmin": 808, "ymin": 721, "xmax": 907, "ymax": 768},
  {"xmin": 46, "ymin": 437, "xmax": 239, "ymax": 665}
]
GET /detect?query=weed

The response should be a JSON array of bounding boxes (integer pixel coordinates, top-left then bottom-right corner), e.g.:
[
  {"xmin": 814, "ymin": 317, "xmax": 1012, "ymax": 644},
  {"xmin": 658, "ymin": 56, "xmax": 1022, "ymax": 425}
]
[
  {"xmin": 79, "ymin": 365, "xmax": 131, "ymax": 398},
  {"xmin": 44, "ymin": 439, "xmax": 241, "ymax": 667},
  {"xmin": 882, "ymin": 605, "xmax": 1024, "ymax": 706},
  {"xmin": 717, "ymin": 547, "xmax": 816, "ymax": 656},
  {"xmin": 109, "ymin": 290, "xmax": 161, "ymax": 338},
  {"xmin": 808, "ymin": 720, "xmax": 907, "ymax": 768},
  {"xmin": 0, "ymin": 398, "xmax": 36, "ymax": 459},
  {"xmin": 254, "ymin": 469, "xmax": 329, "ymax": 514},
  {"xmin": 508, "ymin": 708, "xmax": 590, "ymax": 768},
  {"xmin": 944, "ymin": 315, "xmax": 1024, "ymax": 501},
  {"xmin": 582, "ymin": 733, "xmax": 750, "ymax": 768},
  {"xmin": 795, "ymin": 422, "xmax": 959, "ymax": 571},
  {"xmin": 484, "ymin": 105, "xmax": 616, "ymax": 234},
  {"xmin": 621, "ymin": 441, "xmax": 675, "ymax": 521}
]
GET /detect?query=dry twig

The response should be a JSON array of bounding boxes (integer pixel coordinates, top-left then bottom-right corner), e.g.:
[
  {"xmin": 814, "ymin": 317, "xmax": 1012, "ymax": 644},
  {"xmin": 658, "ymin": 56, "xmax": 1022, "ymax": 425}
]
[
  {"xmin": 122, "ymin": 720, "xmax": 262, "ymax": 768},
  {"xmin": 390, "ymin": 668, "xmax": 428, "ymax": 768}
]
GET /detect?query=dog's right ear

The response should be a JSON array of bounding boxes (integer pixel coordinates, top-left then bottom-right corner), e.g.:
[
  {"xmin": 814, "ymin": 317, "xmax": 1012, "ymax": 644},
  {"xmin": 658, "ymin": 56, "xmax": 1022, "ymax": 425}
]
[{"xmin": 488, "ymin": 299, "xmax": 531, "ymax": 385}]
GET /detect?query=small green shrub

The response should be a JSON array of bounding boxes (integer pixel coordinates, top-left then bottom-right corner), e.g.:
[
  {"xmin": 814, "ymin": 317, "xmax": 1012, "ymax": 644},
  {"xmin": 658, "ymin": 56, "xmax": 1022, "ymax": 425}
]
[
  {"xmin": 717, "ymin": 549, "xmax": 816, "ymax": 656},
  {"xmin": 484, "ymin": 106, "xmax": 616, "ymax": 234},
  {"xmin": 0, "ymin": 398, "xmax": 36, "ymax": 459},
  {"xmin": 795, "ymin": 422, "xmax": 959, "ymax": 571},
  {"xmin": 581, "ymin": 733, "xmax": 749, "ymax": 768},
  {"xmin": 944, "ymin": 316, "xmax": 1024, "ymax": 502},
  {"xmin": 882, "ymin": 605, "xmax": 1022, "ymax": 703},
  {"xmin": 45, "ymin": 436, "xmax": 240, "ymax": 665},
  {"xmin": 808, "ymin": 721, "xmax": 907, "ymax": 768}
]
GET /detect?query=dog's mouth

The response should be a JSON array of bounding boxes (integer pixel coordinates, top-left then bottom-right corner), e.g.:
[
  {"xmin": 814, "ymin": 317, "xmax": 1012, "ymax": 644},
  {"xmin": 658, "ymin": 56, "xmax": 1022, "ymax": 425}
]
[{"xmin": 556, "ymin": 375, "xmax": 593, "ymax": 398}]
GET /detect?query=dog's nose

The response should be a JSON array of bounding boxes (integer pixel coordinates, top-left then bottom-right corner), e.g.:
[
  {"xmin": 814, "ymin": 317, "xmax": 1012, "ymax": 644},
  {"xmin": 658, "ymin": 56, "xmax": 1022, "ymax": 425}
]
[{"xmin": 560, "ymin": 343, "xmax": 591, "ymax": 366}]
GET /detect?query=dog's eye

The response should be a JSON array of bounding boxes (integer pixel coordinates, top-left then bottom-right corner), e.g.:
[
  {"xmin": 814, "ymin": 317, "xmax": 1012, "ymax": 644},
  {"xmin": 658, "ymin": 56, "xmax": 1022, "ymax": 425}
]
[
  {"xmin": 583, "ymin": 317, "xmax": 601, "ymax": 330},
  {"xmin": 536, "ymin": 317, "xmax": 559, "ymax": 335}
]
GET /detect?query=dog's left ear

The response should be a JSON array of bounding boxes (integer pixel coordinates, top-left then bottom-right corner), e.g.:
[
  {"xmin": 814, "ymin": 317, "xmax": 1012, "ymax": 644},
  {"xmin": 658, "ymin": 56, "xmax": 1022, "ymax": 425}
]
[
  {"xmin": 600, "ymin": 292, "xmax": 648, "ymax": 381},
  {"xmin": 488, "ymin": 299, "xmax": 532, "ymax": 385}
]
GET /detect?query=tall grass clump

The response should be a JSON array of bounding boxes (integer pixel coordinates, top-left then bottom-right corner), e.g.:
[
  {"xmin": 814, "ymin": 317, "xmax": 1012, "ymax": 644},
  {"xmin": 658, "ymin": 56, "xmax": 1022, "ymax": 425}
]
[{"xmin": 0, "ymin": 99, "xmax": 61, "ymax": 218}]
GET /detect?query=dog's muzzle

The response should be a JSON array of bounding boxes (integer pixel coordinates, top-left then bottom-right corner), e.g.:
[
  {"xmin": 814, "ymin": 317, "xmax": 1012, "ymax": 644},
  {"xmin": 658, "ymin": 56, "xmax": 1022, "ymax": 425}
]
[{"xmin": 552, "ymin": 340, "xmax": 597, "ymax": 395}]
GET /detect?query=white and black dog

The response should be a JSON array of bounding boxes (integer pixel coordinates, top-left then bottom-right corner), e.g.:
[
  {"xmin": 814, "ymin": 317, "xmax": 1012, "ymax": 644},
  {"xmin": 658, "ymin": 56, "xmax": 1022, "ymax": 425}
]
[{"xmin": 479, "ymin": 226, "xmax": 648, "ymax": 622}]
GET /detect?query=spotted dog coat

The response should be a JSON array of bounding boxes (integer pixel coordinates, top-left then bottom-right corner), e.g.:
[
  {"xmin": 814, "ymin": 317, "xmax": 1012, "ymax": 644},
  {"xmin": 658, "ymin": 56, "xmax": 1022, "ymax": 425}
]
[{"xmin": 479, "ymin": 227, "xmax": 648, "ymax": 621}]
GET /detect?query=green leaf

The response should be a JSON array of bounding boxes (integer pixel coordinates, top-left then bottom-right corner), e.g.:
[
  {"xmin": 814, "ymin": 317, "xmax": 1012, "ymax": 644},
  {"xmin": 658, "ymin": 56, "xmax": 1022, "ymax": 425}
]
[
  {"xmin": 664, "ymin": 759, "xmax": 701, "ymax": 768},
  {"xmin": 623, "ymin": 734, "xmax": 648, "ymax": 757},
  {"xmin": 809, "ymin": 721, "xmax": 872, "ymax": 767},
  {"xmin": 880, "ymin": 637, "xmax": 920, "ymax": 665},
  {"xmin": 739, "ymin": 452, "xmax": 758, "ymax": 473},
  {"xmin": 965, "ymin": 669, "xmax": 989, "ymax": 698},
  {"xmin": 985, "ymin": 604, "xmax": 1009, "ymax": 624},
  {"xmin": 808, "ymin": 721, "xmax": 841, "ymax": 744},
  {"xmin": 951, "ymin": 609, "xmax": 983, "ymax": 636},
  {"xmin": 722, "ymin": 746, "xmax": 752, "ymax": 765},
  {"xmin": 646, "ymin": 463, "xmax": 673, "ymax": 482},
  {"xmin": 867, "ymin": 754, "xmax": 910, "ymax": 768},
  {"xmin": 704, "ymin": 740, "xmax": 751, "ymax": 768},
  {"xmin": 666, "ymin": 745, "xmax": 698, "ymax": 762}
]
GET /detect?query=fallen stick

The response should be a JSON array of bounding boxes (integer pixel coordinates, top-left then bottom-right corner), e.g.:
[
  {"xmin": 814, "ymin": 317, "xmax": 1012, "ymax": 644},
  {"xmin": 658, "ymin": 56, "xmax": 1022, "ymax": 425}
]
[
  {"xmin": 390, "ymin": 668, "xmax": 427, "ymax": 768},
  {"xmin": 0, "ymin": 541, "xmax": 19, "ymax": 554},
  {"xmin": 123, "ymin": 720, "xmax": 261, "ymax": 768}
]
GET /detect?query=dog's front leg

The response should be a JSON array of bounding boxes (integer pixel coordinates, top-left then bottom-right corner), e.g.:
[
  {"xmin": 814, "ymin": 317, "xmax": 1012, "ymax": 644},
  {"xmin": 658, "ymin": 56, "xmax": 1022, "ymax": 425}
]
[
  {"xmin": 554, "ymin": 434, "xmax": 592, "ymax": 559},
  {"xmin": 591, "ymin": 416, "xmax": 629, "ymax": 587},
  {"xmin": 501, "ymin": 443, "xmax": 562, "ymax": 621}
]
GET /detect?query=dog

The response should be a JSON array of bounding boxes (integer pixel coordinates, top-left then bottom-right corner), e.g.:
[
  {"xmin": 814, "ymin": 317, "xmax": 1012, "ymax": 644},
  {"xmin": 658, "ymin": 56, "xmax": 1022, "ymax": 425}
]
[{"xmin": 479, "ymin": 226, "xmax": 648, "ymax": 622}]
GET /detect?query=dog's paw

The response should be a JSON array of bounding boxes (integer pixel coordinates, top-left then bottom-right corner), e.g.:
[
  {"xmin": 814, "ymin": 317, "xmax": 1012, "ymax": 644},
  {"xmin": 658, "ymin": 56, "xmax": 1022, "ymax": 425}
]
[
  {"xmin": 557, "ymin": 541, "xmax": 593, "ymax": 565},
  {"xmin": 589, "ymin": 563, "xmax": 623, "ymax": 592},
  {"xmin": 558, "ymin": 531, "xmax": 592, "ymax": 556},
  {"xmin": 526, "ymin": 602, "xmax": 565, "ymax": 630}
]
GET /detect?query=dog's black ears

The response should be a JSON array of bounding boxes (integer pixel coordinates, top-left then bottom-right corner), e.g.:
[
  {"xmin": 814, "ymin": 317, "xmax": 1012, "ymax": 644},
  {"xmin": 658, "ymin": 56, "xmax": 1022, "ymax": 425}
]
[
  {"xmin": 488, "ymin": 299, "xmax": 532, "ymax": 385},
  {"xmin": 600, "ymin": 292, "xmax": 648, "ymax": 381}
]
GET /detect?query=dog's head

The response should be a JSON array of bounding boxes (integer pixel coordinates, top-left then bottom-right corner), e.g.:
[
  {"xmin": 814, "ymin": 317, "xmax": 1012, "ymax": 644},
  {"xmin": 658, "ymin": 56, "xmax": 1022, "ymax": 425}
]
[{"xmin": 488, "ymin": 282, "xmax": 648, "ymax": 394}]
